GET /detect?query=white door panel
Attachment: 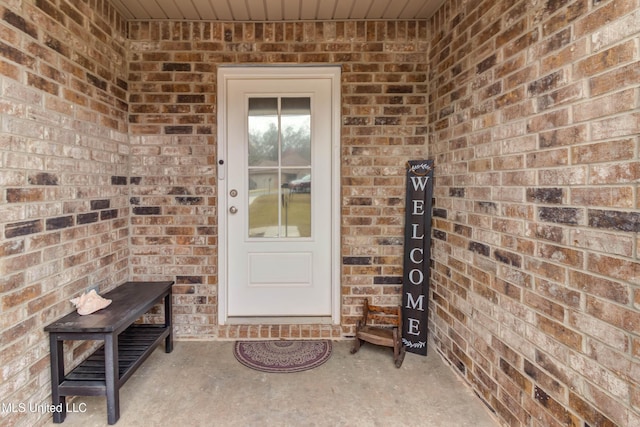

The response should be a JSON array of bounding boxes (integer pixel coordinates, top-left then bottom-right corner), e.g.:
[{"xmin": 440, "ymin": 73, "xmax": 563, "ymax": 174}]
[
  {"xmin": 218, "ymin": 67, "xmax": 340, "ymax": 320},
  {"xmin": 248, "ymin": 252, "xmax": 312, "ymax": 286}
]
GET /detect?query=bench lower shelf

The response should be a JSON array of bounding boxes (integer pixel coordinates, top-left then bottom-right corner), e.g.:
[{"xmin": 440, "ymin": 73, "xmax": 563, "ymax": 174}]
[{"xmin": 58, "ymin": 325, "xmax": 170, "ymax": 397}]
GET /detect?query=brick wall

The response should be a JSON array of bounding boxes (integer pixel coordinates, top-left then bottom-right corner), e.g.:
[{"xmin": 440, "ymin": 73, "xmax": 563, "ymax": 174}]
[
  {"xmin": 3, "ymin": 0, "xmax": 638, "ymax": 425},
  {"xmin": 0, "ymin": 1, "xmax": 128, "ymax": 425},
  {"xmin": 1, "ymin": 12, "xmax": 429, "ymax": 424},
  {"xmin": 126, "ymin": 20, "xmax": 429, "ymax": 339},
  {"xmin": 428, "ymin": 0, "xmax": 640, "ymax": 426}
]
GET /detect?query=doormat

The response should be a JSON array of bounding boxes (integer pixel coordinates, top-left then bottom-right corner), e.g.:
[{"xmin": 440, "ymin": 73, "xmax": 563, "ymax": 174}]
[{"xmin": 233, "ymin": 340, "xmax": 332, "ymax": 373}]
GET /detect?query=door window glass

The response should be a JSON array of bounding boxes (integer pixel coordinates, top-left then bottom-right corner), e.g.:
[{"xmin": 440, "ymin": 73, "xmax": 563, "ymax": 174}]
[
  {"xmin": 248, "ymin": 98, "xmax": 278, "ymax": 167},
  {"xmin": 247, "ymin": 97, "xmax": 311, "ymax": 238}
]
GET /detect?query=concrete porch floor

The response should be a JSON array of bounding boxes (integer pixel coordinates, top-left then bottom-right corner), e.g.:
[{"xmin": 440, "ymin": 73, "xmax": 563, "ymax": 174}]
[{"xmin": 44, "ymin": 340, "xmax": 500, "ymax": 427}]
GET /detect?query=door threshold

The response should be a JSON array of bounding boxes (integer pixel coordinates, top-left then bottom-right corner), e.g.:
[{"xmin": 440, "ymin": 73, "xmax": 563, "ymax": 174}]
[{"xmin": 226, "ymin": 316, "xmax": 334, "ymax": 325}]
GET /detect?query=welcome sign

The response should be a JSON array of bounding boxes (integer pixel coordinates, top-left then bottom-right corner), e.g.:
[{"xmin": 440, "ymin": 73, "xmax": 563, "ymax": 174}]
[{"xmin": 402, "ymin": 160, "xmax": 434, "ymax": 355}]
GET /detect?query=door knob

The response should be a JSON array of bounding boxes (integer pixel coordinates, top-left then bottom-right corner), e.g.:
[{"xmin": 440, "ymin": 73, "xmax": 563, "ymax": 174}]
[{"xmin": 229, "ymin": 206, "xmax": 238, "ymax": 214}]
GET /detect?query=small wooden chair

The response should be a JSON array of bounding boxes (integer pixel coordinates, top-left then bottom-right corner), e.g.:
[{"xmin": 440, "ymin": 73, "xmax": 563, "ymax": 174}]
[{"xmin": 350, "ymin": 298, "xmax": 406, "ymax": 368}]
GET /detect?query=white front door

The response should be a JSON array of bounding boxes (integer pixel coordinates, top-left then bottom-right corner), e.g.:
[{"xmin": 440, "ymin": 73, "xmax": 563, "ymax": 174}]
[{"xmin": 217, "ymin": 67, "xmax": 340, "ymax": 322}]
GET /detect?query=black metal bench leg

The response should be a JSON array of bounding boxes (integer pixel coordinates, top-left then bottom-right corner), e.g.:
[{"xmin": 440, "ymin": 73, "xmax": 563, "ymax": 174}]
[
  {"xmin": 104, "ymin": 334, "xmax": 120, "ymax": 425},
  {"xmin": 49, "ymin": 334, "xmax": 66, "ymax": 423},
  {"xmin": 164, "ymin": 291, "xmax": 173, "ymax": 353}
]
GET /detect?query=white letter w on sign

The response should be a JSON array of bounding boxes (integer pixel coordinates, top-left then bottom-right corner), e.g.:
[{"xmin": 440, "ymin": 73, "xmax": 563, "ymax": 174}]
[{"xmin": 410, "ymin": 176, "xmax": 429, "ymax": 191}]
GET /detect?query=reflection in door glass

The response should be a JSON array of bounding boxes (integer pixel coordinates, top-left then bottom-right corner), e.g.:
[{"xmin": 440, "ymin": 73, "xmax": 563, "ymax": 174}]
[
  {"xmin": 281, "ymin": 98, "xmax": 311, "ymax": 167},
  {"xmin": 247, "ymin": 169, "xmax": 279, "ymax": 237},
  {"xmin": 247, "ymin": 97, "xmax": 312, "ymax": 238},
  {"xmin": 281, "ymin": 170, "xmax": 311, "ymax": 237},
  {"xmin": 248, "ymin": 98, "xmax": 278, "ymax": 167}
]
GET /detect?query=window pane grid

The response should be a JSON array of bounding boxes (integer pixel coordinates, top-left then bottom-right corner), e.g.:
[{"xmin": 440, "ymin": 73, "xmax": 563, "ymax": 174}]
[{"xmin": 247, "ymin": 96, "xmax": 311, "ymax": 238}]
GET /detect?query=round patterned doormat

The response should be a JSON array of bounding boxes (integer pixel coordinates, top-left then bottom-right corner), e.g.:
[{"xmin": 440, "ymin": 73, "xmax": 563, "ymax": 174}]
[{"xmin": 234, "ymin": 340, "xmax": 332, "ymax": 373}]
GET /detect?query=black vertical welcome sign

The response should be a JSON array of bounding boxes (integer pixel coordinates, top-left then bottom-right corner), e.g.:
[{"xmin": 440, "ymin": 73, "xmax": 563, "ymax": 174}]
[{"xmin": 402, "ymin": 160, "xmax": 434, "ymax": 356}]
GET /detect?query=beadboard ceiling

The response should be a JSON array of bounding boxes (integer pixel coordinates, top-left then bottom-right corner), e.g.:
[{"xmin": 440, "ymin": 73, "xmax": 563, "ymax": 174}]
[{"xmin": 109, "ymin": 0, "xmax": 444, "ymax": 21}]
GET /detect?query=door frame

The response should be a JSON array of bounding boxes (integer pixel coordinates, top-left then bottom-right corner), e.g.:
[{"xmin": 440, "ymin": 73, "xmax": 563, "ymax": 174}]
[{"xmin": 216, "ymin": 65, "xmax": 341, "ymax": 325}]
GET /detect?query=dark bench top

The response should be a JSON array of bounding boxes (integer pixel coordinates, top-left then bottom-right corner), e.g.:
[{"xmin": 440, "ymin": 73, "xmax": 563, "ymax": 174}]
[{"xmin": 45, "ymin": 281, "xmax": 173, "ymax": 334}]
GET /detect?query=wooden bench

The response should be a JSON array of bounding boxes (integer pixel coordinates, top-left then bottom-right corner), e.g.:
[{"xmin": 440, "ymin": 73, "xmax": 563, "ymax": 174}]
[{"xmin": 44, "ymin": 281, "xmax": 174, "ymax": 424}]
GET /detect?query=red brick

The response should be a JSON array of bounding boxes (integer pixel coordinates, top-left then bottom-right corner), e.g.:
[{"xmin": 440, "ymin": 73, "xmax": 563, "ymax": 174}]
[
  {"xmin": 538, "ymin": 165, "xmax": 587, "ymax": 186},
  {"xmin": 574, "ymin": 40, "xmax": 636, "ymax": 78},
  {"xmin": 591, "ymin": 113, "xmax": 640, "ymax": 140},
  {"xmin": 587, "ymin": 295, "xmax": 640, "ymax": 332},
  {"xmin": 1, "ymin": 284, "xmax": 41, "ymax": 309},
  {"xmin": 541, "ymin": 0, "xmax": 587, "ymax": 36},
  {"xmin": 572, "ymin": 138, "xmax": 635, "ymax": 164},
  {"xmin": 526, "ymin": 108, "xmax": 569, "ymax": 133},
  {"xmin": 574, "ymin": 88, "xmax": 636, "ymax": 123},
  {"xmin": 582, "ymin": 380, "xmax": 629, "ymax": 426},
  {"xmin": 574, "ymin": 0, "xmax": 638, "ymax": 37},
  {"xmin": 524, "ymin": 359, "xmax": 567, "ymax": 403},
  {"xmin": 568, "ymin": 391, "xmax": 617, "ymax": 427},
  {"xmin": 537, "ymin": 243, "xmax": 583, "ymax": 268},
  {"xmin": 536, "ymin": 314, "xmax": 582, "ymax": 351},
  {"xmin": 525, "ymin": 291, "xmax": 565, "ymax": 320},
  {"xmin": 571, "ymin": 186, "xmax": 634, "ymax": 209},
  {"xmin": 590, "ymin": 61, "xmax": 640, "ymax": 96},
  {"xmin": 533, "ymin": 385, "xmax": 580, "ymax": 427},
  {"xmin": 541, "ymin": 38, "xmax": 588, "ymax": 74}
]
